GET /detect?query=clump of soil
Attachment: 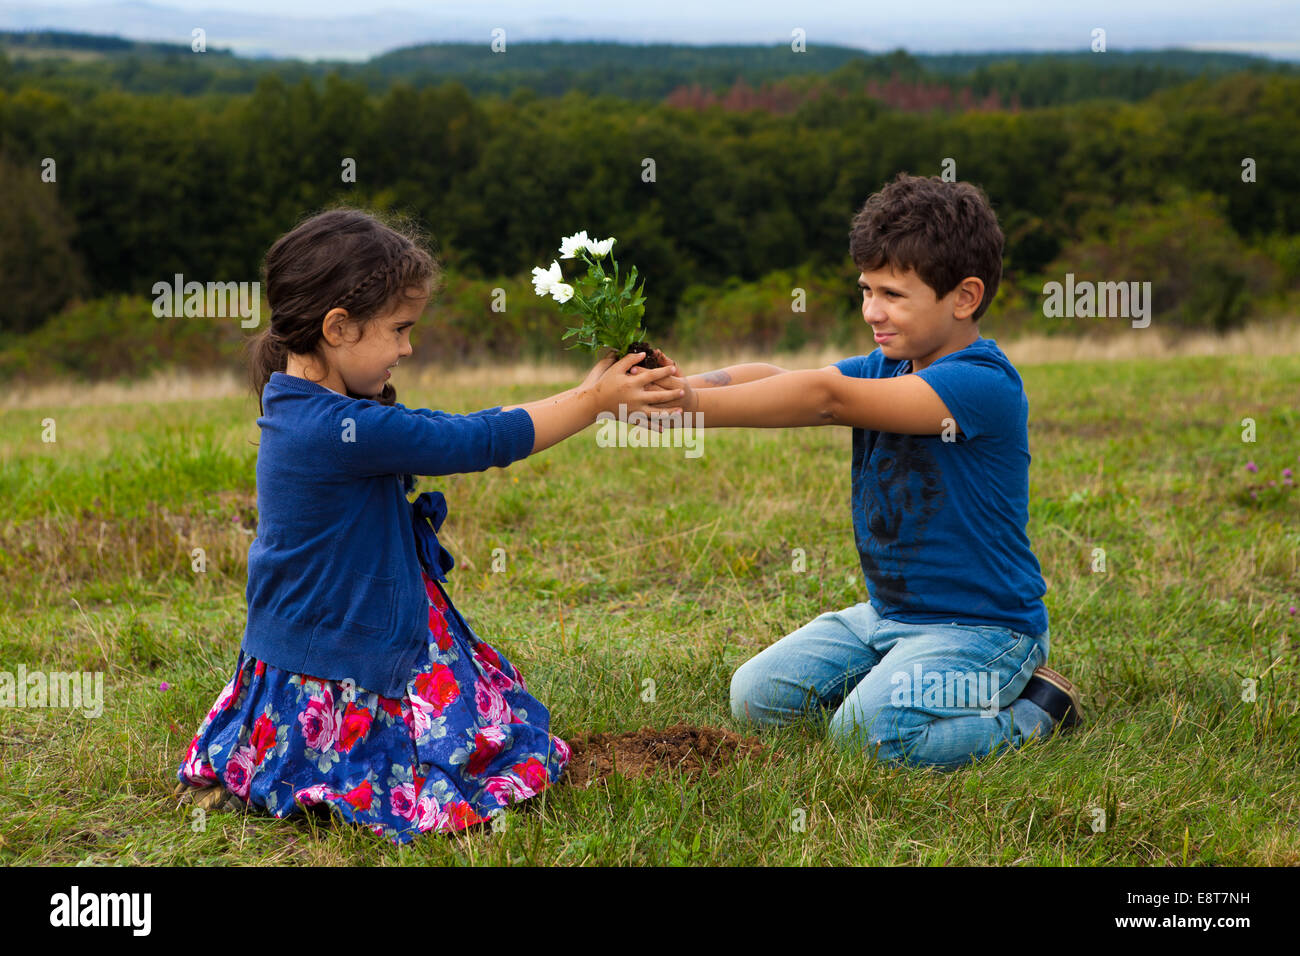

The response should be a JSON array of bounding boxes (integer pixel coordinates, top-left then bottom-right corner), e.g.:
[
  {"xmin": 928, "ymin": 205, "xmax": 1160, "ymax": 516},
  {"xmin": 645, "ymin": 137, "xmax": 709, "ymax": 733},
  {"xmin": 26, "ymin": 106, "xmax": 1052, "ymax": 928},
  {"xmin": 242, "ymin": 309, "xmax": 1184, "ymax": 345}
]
[
  {"xmin": 625, "ymin": 342, "xmax": 663, "ymax": 369},
  {"xmin": 561, "ymin": 723, "xmax": 773, "ymax": 788}
]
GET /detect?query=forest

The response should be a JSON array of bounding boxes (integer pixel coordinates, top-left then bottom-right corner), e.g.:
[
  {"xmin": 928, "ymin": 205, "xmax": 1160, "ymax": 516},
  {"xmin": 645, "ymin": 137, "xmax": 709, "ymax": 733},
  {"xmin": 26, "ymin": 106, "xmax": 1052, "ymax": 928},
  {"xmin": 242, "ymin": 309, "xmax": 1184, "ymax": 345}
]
[{"xmin": 1, "ymin": 33, "xmax": 1297, "ymax": 378}]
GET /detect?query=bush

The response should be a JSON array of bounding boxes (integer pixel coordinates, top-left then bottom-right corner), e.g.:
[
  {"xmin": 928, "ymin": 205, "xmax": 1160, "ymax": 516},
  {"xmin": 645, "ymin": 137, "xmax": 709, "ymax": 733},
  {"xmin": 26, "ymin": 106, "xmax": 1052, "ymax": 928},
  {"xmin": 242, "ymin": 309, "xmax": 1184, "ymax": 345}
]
[
  {"xmin": 1020, "ymin": 190, "xmax": 1278, "ymax": 335},
  {"xmin": 0, "ymin": 293, "xmax": 247, "ymax": 382},
  {"xmin": 670, "ymin": 266, "xmax": 860, "ymax": 353}
]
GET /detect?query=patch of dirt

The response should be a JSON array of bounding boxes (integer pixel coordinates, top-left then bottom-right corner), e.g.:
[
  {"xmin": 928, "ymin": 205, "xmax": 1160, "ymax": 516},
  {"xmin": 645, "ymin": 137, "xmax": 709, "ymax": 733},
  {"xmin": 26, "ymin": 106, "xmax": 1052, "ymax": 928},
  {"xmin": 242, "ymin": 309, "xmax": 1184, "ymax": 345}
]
[{"xmin": 561, "ymin": 723, "xmax": 774, "ymax": 788}]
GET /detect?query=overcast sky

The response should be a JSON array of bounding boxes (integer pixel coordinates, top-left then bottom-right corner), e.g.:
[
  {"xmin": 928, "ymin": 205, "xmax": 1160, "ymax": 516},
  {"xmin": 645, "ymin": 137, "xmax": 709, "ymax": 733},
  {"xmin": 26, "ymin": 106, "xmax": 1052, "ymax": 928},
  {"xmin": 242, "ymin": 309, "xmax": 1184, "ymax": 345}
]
[
  {"xmin": 39, "ymin": 0, "xmax": 1296, "ymax": 21},
  {"xmin": 5, "ymin": 0, "xmax": 1297, "ymax": 59}
]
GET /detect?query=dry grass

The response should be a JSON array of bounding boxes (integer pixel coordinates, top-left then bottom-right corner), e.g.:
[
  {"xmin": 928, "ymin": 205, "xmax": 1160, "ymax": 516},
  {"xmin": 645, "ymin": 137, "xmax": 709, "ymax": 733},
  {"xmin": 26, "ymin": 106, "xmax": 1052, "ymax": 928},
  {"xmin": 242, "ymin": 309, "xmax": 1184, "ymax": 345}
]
[
  {"xmin": 6, "ymin": 317, "xmax": 1298, "ymax": 412},
  {"xmin": 1002, "ymin": 318, "xmax": 1300, "ymax": 366}
]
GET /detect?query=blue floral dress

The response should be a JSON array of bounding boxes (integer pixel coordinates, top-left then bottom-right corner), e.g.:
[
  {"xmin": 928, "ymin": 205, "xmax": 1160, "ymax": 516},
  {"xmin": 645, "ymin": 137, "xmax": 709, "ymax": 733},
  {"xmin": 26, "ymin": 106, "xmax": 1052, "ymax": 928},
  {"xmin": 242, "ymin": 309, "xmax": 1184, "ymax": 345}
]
[{"xmin": 177, "ymin": 494, "xmax": 570, "ymax": 843}]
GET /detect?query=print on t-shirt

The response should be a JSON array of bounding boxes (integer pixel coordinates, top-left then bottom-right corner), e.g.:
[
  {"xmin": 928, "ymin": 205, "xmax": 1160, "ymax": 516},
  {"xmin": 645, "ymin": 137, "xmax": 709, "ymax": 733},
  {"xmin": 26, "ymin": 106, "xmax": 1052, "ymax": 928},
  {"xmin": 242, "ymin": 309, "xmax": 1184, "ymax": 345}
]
[{"xmin": 854, "ymin": 430, "xmax": 945, "ymax": 607}]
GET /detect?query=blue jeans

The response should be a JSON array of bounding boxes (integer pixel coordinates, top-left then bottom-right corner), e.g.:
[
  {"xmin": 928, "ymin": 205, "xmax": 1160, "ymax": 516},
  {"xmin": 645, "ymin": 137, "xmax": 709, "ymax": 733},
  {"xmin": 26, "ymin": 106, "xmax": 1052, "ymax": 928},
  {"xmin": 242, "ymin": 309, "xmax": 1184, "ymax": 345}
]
[{"xmin": 730, "ymin": 602, "xmax": 1056, "ymax": 770}]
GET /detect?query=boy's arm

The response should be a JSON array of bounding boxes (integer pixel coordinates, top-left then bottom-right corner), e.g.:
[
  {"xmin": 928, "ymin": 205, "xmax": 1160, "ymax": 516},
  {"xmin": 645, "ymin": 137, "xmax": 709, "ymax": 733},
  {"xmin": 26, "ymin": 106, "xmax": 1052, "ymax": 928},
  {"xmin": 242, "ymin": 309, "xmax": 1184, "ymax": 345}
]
[
  {"xmin": 635, "ymin": 350, "xmax": 786, "ymax": 410},
  {"xmin": 682, "ymin": 366, "xmax": 959, "ymax": 435},
  {"xmin": 686, "ymin": 363, "xmax": 788, "ymax": 389}
]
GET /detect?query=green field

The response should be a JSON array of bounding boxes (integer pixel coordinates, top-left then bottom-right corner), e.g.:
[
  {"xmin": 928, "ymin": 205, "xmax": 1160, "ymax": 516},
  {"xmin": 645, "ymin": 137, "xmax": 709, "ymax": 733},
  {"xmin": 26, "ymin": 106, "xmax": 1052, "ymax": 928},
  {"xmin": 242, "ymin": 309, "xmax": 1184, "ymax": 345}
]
[{"xmin": 1, "ymin": 351, "xmax": 1297, "ymax": 865}]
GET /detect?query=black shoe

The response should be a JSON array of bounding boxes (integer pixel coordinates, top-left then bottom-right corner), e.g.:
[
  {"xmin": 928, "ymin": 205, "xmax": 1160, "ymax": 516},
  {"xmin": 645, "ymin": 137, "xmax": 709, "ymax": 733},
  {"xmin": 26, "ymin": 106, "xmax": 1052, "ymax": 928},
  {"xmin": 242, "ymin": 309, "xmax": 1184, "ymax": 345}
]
[{"xmin": 1019, "ymin": 666, "xmax": 1083, "ymax": 733}]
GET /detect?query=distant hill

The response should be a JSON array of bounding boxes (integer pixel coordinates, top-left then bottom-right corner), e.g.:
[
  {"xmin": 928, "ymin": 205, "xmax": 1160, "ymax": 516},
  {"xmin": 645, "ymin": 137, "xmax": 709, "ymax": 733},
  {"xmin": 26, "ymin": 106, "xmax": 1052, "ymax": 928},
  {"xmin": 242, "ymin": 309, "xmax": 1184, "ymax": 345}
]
[
  {"xmin": 372, "ymin": 41, "xmax": 1283, "ymax": 78},
  {"xmin": 0, "ymin": 28, "xmax": 236, "ymax": 58},
  {"xmin": 5, "ymin": 0, "xmax": 1299, "ymax": 62},
  {"xmin": 1, "ymin": 31, "xmax": 1293, "ymax": 102}
]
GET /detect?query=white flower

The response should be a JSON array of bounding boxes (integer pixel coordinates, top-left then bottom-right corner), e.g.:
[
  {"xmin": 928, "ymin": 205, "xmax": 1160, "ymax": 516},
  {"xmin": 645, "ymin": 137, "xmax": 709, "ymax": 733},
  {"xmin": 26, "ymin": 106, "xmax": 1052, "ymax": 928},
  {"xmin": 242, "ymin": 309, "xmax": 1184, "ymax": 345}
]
[
  {"xmin": 586, "ymin": 236, "xmax": 616, "ymax": 257},
  {"xmin": 531, "ymin": 260, "xmax": 563, "ymax": 297},
  {"xmin": 559, "ymin": 231, "xmax": 591, "ymax": 259},
  {"xmin": 550, "ymin": 282, "xmax": 574, "ymax": 304}
]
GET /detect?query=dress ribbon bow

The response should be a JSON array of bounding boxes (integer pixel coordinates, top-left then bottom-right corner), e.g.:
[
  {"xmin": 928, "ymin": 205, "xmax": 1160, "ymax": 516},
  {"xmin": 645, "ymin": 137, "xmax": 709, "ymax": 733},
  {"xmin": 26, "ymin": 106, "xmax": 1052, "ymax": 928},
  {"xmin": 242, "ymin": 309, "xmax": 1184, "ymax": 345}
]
[{"xmin": 411, "ymin": 491, "xmax": 456, "ymax": 582}]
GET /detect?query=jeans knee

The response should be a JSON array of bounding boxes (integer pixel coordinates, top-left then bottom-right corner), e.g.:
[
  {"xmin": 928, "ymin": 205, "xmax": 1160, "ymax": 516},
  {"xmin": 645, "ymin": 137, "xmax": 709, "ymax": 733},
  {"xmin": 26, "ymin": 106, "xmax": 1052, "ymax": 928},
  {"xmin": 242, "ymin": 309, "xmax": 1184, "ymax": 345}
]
[
  {"xmin": 828, "ymin": 702, "xmax": 888, "ymax": 749},
  {"xmin": 829, "ymin": 703, "xmax": 935, "ymax": 764},
  {"xmin": 730, "ymin": 659, "xmax": 798, "ymax": 726},
  {"xmin": 729, "ymin": 661, "xmax": 759, "ymax": 723}
]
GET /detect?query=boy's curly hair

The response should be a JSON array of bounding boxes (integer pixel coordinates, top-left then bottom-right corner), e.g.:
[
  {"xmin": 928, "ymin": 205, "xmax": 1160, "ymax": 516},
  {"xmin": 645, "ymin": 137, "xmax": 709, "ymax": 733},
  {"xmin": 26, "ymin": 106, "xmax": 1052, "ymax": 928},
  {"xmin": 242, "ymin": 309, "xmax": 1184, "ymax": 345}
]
[{"xmin": 848, "ymin": 173, "xmax": 1004, "ymax": 320}]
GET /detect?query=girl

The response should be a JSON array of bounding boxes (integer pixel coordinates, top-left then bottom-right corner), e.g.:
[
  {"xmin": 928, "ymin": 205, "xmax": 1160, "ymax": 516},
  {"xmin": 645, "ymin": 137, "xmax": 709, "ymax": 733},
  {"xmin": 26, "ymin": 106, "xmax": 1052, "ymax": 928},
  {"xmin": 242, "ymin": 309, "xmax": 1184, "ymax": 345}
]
[{"xmin": 173, "ymin": 207, "xmax": 683, "ymax": 842}]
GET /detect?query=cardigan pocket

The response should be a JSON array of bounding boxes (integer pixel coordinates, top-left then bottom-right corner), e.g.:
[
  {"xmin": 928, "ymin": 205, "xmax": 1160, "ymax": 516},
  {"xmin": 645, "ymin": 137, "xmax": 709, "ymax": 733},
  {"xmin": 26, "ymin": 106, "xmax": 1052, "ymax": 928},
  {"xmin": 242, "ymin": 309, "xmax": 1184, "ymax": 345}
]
[{"xmin": 341, "ymin": 573, "xmax": 397, "ymax": 635}]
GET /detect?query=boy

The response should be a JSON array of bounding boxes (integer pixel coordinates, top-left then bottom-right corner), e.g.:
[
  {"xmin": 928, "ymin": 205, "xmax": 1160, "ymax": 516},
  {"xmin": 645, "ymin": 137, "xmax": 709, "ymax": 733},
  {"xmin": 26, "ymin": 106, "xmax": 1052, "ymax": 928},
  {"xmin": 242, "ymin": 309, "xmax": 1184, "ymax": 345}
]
[{"xmin": 652, "ymin": 173, "xmax": 1082, "ymax": 769}]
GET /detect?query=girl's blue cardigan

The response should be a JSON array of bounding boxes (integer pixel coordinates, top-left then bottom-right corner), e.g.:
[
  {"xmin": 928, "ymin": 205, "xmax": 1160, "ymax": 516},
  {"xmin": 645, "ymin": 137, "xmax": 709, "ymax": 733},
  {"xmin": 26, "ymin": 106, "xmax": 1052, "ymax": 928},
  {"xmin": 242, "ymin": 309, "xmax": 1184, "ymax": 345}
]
[{"xmin": 241, "ymin": 372, "xmax": 534, "ymax": 697}]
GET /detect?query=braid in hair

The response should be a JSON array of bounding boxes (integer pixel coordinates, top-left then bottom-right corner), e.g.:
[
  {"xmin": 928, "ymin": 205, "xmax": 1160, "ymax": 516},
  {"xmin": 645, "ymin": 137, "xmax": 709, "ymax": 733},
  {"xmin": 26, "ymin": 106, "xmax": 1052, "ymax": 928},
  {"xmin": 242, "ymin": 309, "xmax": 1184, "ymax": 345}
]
[
  {"xmin": 335, "ymin": 253, "xmax": 412, "ymax": 410},
  {"xmin": 334, "ymin": 253, "xmax": 406, "ymax": 312}
]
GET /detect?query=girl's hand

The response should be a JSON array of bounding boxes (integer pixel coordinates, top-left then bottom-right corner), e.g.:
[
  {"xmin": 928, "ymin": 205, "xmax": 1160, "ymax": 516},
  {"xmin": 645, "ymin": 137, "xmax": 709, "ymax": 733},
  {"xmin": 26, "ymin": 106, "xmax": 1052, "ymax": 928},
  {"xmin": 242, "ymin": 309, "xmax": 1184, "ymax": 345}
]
[
  {"xmin": 580, "ymin": 350, "xmax": 619, "ymax": 393},
  {"xmin": 590, "ymin": 351, "xmax": 683, "ymax": 421},
  {"xmin": 630, "ymin": 349, "xmax": 698, "ymax": 415}
]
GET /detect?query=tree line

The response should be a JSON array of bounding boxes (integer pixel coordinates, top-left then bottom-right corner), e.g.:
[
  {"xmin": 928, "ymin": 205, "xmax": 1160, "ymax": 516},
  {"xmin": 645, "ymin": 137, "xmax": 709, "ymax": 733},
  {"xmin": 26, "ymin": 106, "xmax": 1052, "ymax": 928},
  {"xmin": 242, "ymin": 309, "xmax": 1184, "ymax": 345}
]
[{"xmin": 0, "ymin": 54, "xmax": 1296, "ymax": 376}]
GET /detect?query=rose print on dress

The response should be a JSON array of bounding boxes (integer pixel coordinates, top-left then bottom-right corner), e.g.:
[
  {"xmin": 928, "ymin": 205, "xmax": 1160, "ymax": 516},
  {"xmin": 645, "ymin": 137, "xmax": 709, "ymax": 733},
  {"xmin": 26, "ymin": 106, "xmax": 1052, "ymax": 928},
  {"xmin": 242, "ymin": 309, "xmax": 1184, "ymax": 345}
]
[
  {"xmin": 177, "ymin": 569, "xmax": 569, "ymax": 844},
  {"xmin": 474, "ymin": 675, "xmax": 514, "ymax": 725},
  {"xmin": 483, "ymin": 772, "xmax": 534, "ymax": 806},
  {"xmin": 512, "ymin": 757, "xmax": 550, "ymax": 793},
  {"xmin": 298, "ymin": 684, "xmax": 341, "ymax": 751},
  {"xmin": 250, "ymin": 713, "xmax": 277, "ymax": 764},
  {"xmin": 223, "ymin": 746, "xmax": 258, "ymax": 798},
  {"xmin": 337, "ymin": 701, "xmax": 374, "ymax": 752},
  {"xmin": 462, "ymin": 724, "xmax": 510, "ymax": 776}
]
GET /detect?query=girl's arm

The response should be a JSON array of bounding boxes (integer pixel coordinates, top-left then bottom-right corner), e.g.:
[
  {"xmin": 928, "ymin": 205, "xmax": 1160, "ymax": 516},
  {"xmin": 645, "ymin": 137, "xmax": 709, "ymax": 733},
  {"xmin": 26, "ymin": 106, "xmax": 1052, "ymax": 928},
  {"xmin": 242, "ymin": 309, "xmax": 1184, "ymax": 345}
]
[
  {"xmin": 331, "ymin": 354, "xmax": 681, "ymax": 479},
  {"xmin": 497, "ymin": 351, "xmax": 609, "ymax": 415}
]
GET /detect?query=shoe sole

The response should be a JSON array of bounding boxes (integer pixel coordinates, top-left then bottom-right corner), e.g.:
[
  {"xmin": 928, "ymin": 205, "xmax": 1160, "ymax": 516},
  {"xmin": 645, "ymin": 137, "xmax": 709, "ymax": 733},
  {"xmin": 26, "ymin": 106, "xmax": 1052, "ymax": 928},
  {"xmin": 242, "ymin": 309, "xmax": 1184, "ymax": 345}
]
[{"xmin": 1025, "ymin": 666, "xmax": 1084, "ymax": 732}]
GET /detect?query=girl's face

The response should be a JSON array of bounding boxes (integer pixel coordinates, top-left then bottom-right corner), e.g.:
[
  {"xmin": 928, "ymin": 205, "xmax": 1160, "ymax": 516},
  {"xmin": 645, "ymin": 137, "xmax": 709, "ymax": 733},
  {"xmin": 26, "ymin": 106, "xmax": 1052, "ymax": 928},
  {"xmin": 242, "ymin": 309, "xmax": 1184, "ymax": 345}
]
[{"xmin": 316, "ymin": 286, "xmax": 427, "ymax": 398}]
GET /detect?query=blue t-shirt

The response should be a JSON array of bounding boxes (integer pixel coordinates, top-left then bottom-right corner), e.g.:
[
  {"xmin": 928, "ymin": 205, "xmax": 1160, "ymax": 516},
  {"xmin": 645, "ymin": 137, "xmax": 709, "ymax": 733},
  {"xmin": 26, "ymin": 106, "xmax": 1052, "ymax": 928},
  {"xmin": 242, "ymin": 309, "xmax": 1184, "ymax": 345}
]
[{"xmin": 833, "ymin": 337, "xmax": 1048, "ymax": 636}]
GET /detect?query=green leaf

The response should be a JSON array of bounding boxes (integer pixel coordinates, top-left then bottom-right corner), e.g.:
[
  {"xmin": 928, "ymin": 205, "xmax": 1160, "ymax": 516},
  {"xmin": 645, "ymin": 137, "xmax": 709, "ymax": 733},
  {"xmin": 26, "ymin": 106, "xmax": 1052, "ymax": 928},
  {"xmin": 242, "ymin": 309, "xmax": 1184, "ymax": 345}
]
[{"xmin": 542, "ymin": 240, "xmax": 650, "ymax": 357}]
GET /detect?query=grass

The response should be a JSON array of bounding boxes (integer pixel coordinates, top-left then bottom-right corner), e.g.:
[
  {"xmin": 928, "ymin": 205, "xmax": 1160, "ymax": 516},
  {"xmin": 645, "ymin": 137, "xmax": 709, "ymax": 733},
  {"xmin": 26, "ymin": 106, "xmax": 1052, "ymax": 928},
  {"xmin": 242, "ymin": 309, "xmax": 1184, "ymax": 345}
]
[{"xmin": 1, "ymin": 342, "xmax": 1297, "ymax": 865}]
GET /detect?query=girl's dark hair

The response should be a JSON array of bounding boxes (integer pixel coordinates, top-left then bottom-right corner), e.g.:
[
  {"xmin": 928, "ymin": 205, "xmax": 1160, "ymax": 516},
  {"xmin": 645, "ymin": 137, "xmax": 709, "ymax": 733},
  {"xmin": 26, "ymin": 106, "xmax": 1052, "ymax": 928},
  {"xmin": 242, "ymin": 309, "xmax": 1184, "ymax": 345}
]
[
  {"xmin": 849, "ymin": 173, "xmax": 1004, "ymax": 320},
  {"xmin": 247, "ymin": 207, "xmax": 440, "ymax": 416}
]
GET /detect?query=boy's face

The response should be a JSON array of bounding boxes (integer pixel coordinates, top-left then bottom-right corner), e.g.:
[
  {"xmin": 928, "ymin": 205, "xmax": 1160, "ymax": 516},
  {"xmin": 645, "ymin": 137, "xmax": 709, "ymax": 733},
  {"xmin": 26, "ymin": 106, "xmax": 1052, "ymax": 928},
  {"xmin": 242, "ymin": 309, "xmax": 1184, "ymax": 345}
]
[{"xmin": 857, "ymin": 265, "xmax": 982, "ymax": 373}]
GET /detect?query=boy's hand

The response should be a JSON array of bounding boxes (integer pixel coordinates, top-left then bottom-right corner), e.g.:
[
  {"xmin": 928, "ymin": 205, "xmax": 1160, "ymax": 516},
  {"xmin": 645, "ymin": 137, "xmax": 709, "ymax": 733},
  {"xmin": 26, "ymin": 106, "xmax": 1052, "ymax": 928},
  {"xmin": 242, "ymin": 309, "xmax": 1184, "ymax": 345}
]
[{"xmin": 631, "ymin": 349, "xmax": 698, "ymax": 416}]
